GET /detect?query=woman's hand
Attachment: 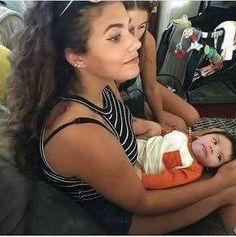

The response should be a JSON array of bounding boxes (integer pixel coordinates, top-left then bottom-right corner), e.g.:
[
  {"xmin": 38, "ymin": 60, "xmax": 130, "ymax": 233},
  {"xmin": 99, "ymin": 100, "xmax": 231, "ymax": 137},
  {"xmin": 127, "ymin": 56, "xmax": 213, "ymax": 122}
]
[
  {"xmin": 133, "ymin": 117, "xmax": 162, "ymax": 138},
  {"xmin": 215, "ymin": 159, "xmax": 236, "ymax": 188},
  {"xmin": 134, "ymin": 163, "xmax": 143, "ymax": 180}
]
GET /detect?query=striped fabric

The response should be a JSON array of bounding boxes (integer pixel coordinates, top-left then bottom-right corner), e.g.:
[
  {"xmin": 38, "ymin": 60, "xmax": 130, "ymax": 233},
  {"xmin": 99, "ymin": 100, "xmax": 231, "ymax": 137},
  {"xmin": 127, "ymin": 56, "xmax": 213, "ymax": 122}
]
[{"xmin": 39, "ymin": 87, "xmax": 138, "ymax": 202}]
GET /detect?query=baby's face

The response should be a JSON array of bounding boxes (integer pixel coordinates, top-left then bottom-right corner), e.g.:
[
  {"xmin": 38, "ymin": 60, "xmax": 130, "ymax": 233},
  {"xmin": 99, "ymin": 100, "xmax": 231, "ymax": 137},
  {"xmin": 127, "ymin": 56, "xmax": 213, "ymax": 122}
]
[{"xmin": 191, "ymin": 134, "xmax": 232, "ymax": 168}]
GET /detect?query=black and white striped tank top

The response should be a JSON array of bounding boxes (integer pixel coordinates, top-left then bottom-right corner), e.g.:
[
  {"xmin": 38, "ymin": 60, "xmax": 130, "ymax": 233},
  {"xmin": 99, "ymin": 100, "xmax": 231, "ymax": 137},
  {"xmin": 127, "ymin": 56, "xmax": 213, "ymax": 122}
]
[{"xmin": 39, "ymin": 87, "xmax": 138, "ymax": 203}]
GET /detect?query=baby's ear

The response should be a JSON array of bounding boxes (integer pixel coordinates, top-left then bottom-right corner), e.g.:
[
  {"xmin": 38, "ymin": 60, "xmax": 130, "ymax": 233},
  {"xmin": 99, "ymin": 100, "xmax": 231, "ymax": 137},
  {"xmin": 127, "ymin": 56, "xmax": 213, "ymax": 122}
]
[{"xmin": 192, "ymin": 135, "xmax": 200, "ymax": 140}]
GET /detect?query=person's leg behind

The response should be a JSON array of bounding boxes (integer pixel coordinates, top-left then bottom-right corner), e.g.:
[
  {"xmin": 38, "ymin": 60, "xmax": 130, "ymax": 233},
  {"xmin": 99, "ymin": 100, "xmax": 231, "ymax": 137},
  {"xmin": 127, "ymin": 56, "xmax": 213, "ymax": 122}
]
[
  {"xmin": 160, "ymin": 83, "xmax": 200, "ymax": 127},
  {"xmin": 129, "ymin": 185, "xmax": 236, "ymax": 234}
]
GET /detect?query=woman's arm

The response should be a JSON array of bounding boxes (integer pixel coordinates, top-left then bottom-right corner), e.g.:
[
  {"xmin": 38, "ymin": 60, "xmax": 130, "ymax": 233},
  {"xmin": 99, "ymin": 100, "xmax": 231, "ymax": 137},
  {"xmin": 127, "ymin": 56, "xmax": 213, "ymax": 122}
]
[
  {"xmin": 141, "ymin": 31, "xmax": 164, "ymax": 122},
  {"xmin": 159, "ymin": 83, "xmax": 200, "ymax": 127},
  {"xmin": 141, "ymin": 31, "xmax": 199, "ymax": 128},
  {"xmin": 107, "ymin": 80, "xmax": 162, "ymax": 138},
  {"xmin": 45, "ymin": 122, "xmax": 236, "ymax": 216}
]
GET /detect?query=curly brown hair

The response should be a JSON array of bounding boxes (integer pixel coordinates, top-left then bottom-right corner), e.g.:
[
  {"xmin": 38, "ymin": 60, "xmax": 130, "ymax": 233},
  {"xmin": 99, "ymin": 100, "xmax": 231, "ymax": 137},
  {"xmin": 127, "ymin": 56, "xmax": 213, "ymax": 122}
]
[{"xmin": 6, "ymin": 1, "xmax": 110, "ymax": 176}]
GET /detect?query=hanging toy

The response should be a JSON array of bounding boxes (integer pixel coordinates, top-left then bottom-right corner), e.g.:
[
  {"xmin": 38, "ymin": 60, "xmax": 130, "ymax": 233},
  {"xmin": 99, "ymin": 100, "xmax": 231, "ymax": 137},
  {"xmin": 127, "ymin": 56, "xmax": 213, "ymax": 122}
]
[
  {"xmin": 173, "ymin": 15, "xmax": 192, "ymax": 28},
  {"xmin": 187, "ymin": 41, "xmax": 203, "ymax": 52},
  {"xmin": 173, "ymin": 41, "xmax": 185, "ymax": 59},
  {"xmin": 188, "ymin": 28, "xmax": 201, "ymax": 42},
  {"xmin": 173, "ymin": 28, "xmax": 190, "ymax": 59},
  {"xmin": 187, "ymin": 28, "xmax": 203, "ymax": 52},
  {"xmin": 182, "ymin": 27, "xmax": 203, "ymax": 53},
  {"xmin": 204, "ymin": 45, "xmax": 223, "ymax": 65},
  {"xmin": 183, "ymin": 28, "xmax": 193, "ymax": 39}
]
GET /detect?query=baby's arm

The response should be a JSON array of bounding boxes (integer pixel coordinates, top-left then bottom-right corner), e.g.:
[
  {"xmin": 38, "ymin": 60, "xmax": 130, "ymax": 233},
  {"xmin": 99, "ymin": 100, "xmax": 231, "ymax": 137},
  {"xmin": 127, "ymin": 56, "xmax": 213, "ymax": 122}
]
[{"xmin": 142, "ymin": 162, "xmax": 204, "ymax": 189}]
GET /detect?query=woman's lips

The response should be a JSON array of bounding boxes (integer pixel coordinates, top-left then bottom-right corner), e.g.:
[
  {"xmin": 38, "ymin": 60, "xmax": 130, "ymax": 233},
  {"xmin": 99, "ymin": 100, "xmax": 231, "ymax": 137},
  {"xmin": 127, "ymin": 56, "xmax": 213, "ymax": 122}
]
[{"xmin": 125, "ymin": 56, "xmax": 139, "ymax": 64}]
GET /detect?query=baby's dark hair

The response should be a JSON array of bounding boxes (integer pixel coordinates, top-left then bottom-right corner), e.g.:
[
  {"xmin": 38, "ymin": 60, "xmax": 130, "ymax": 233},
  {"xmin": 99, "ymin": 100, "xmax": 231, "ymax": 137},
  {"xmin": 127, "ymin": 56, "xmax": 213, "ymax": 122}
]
[{"xmin": 205, "ymin": 131, "xmax": 236, "ymax": 160}]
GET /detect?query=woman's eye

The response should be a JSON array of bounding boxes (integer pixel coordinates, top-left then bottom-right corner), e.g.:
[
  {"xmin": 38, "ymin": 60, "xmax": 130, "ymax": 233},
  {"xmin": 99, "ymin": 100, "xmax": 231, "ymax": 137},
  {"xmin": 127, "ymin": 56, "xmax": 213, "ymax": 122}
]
[
  {"xmin": 138, "ymin": 24, "xmax": 146, "ymax": 30},
  {"xmin": 129, "ymin": 27, "xmax": 135, "ymax": 34},
  {"xmin": 108, "ymin": 34, "xmax": 121, "ymax": 43},
  {"xmin": 138, "ymin": 23, "xmax": 149, "ymax": 30}
]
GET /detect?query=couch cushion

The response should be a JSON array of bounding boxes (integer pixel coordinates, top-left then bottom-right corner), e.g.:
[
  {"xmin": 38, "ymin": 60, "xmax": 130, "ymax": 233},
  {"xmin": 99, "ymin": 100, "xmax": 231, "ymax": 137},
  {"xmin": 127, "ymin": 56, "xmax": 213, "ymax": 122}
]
[
  {"xmin": 0, "ymin": 158, "xmax": 29, "ymax": 234},
  {"xmin": 0, "ymin": 104, "xmax": 30, "ymax": 234},
  {"xmin": 0, "ymin": 104, "xmax": 16, "ymax": 164},
  {"xmin": 171, "ymin": 211, "xmax": 226, "ymax": 235}
]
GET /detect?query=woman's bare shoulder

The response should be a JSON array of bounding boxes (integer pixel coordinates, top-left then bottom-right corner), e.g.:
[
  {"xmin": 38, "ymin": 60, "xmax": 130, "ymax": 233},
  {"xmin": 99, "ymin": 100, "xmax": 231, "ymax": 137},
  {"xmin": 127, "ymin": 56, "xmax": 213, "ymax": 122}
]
[
  {"xmin": 144, "ymin": 30, "xmax": 156, "ymax": 51},
  {"xmin": 44, "ymin": 101, "xmax": 102, "ymax": 138}
]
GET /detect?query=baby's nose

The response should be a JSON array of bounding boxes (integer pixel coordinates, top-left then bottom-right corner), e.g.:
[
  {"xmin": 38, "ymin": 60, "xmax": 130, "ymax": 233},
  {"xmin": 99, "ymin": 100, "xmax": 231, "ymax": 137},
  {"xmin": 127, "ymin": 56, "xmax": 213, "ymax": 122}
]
[{"xmin": 210, "ymin": 146, "xmax": 213, "ymax": 154}]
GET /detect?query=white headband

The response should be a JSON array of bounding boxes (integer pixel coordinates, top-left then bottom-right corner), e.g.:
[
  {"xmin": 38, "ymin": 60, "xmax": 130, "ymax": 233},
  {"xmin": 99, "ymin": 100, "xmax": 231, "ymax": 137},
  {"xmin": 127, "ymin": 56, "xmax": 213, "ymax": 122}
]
[{"xmin": 59, "ymin": 0, "xmax": 101, "ymax": 17}]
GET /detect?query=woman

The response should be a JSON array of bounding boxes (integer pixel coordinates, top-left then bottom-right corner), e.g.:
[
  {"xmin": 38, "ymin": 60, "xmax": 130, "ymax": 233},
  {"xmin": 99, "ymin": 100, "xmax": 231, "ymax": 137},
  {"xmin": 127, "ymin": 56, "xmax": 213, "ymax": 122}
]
[
  {"xmin": 7, "ymin": 1, "xmax": 236, "ymax": 235},
  {"xmin": 121, "ymin": 1, "xmax": 200, "ymax": 130}
]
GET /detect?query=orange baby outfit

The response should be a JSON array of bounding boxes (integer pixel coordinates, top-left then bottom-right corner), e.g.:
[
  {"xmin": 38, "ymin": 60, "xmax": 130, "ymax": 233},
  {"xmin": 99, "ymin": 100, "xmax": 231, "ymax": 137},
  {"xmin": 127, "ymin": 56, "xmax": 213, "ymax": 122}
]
[{"xmin": 137, "ymin": 130, "xmax": 203, "ymax": 189}]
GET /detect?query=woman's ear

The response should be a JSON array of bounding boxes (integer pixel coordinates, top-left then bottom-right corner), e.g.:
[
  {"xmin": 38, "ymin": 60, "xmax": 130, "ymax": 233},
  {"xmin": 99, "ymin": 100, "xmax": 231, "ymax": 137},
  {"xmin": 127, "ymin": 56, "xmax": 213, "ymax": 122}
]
[{"xmin": 64, "ymin": 48, "xmax": 85, "ymax": 68}]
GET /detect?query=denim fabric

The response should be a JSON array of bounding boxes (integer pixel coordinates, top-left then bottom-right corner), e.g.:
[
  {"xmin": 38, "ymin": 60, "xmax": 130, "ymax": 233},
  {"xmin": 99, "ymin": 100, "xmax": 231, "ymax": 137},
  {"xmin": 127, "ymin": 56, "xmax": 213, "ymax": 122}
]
[
  {"xmin": 25, "ymin": 180, "xmax": 106, "ymax": 234},
  {"xmin": 83, "ymin": 198, "xmax": 132, "ymax": 234}
]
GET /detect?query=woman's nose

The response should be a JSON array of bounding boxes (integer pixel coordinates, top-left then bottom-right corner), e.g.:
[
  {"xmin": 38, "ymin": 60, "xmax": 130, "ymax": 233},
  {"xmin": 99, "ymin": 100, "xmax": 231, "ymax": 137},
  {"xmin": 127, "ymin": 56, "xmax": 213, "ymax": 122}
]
[{"xmin": 128, "ymin": 35, "xmax": 141, "ymax": 52}]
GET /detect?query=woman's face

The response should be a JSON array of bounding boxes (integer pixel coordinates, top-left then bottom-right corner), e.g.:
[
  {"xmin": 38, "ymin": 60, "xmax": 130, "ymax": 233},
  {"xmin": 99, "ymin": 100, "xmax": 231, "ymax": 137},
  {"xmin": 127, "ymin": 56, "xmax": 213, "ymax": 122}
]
[
  {"xmin": 127, "ymin": 8, "xmax": 149, "ymax": 40},
  {"xmin": 79, "ymin": 2, "xmax": 141, "ymax": 83}
]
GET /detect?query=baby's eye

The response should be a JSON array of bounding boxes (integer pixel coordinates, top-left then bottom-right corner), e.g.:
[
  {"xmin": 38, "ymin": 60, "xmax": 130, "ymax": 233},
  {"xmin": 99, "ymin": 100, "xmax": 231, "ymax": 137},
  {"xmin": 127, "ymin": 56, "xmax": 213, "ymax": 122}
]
[
  {"xmin": 217, "ymin": 154, "xmax": 222, "ymax": 162},
  {"xmin": 213, "ymin": 138, "xmax": 217, "ymax": 145},
  {"xmin": 107, "ymin": 34, "xmax": 121, "ymax": 43}
]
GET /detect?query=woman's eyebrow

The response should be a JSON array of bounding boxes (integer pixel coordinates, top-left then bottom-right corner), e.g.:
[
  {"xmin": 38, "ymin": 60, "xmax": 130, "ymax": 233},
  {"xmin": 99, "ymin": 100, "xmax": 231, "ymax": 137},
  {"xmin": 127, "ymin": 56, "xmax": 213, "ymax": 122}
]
[
  {"xmin": 104, "ymin": 19, "xmax": 131, "ymax": 34},
  {"xmin": 103, "ymin": 23, "xmax": 124, "ymax": 34}
]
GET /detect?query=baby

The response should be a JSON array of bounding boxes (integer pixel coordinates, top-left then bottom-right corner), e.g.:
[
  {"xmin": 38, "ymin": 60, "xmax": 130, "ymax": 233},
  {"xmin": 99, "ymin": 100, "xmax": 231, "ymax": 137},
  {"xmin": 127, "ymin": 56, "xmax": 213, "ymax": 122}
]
[{"xmin": 135, "ymin": 130, "xmax": 236, "ymax": 189}]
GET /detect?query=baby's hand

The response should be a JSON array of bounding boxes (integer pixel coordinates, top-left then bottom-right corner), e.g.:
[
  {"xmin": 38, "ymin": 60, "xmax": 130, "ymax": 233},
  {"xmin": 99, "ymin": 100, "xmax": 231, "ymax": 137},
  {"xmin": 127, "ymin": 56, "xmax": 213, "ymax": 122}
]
[{"xmin": 144, "ymin": 121, "xmax": 162, "ymax": 137}]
